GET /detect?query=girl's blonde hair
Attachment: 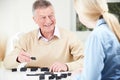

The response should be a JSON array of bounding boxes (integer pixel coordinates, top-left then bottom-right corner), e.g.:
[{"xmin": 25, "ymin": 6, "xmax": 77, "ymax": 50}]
[{"xmin": 74, "ymin": 0, "xmax": 120, "ymax": 42}]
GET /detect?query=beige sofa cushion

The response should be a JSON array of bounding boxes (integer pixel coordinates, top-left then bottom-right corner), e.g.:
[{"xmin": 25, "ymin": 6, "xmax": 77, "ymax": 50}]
[{"xmin": 0, "ymin": 34, "xmax": 7, "ymax": 61}]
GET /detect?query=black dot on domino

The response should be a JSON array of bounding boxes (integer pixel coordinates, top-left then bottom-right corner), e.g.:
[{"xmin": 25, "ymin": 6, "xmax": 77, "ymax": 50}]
[
  {"xmin": 30, "ymin": 67, "xmax": 38, "ymax": 71},
  {"xmin": 31, "ymin": 57, "xmax": 36, "ymax": 60},
  {"xmin": 11, "ymin": 67, "xmax": 27, "ymax": 72},
  {"xmin": 20, "ymin": 67, "xmax": 27, "ymax": 72},
  {"xmin": 49, "ymin": 74, "xmax": 55, "ymax": 79},
  {"xmin": 60, "ymin": 73, "xmax": 67, "ymax": 78},
  {"xmin": 56, "ymin": 76, "xmax": 61, "ymax": 79},
  {"xmin": 39, "ymin": 74, "xmax": 45, "ymax": 79},
  {"xmin": 41, "ymin": 67, "xmax": 49, "ymax": 72},
  {"xmin": 68, "ymin": 73, "xmax": 72, "ymax": 76},
  {"xmin": 12, "ymin": 68, "xmax": 17, "ymax": 72}
]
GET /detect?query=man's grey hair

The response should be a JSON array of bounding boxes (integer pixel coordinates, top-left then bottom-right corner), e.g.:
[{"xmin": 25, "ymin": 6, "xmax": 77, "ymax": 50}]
[{"xmin": 32, "ymin": 0, "xmax": 53, "ymax": 15}]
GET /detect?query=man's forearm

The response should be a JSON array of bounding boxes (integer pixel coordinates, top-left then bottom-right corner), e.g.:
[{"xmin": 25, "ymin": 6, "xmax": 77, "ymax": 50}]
[{"xmin": 3, "ymin": 54, "xmax": 20, "ymax": 69}]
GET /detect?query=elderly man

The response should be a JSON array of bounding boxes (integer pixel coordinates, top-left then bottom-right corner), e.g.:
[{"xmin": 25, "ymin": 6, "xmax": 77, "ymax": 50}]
[{"xmin": 3, "ymin": 0, "xmax": 84, "ymax": 72}]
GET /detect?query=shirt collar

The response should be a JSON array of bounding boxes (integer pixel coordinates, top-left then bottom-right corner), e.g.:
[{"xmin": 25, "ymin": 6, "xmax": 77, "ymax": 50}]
[
  {"xmin": 38, "ymin": 27, "xmax": 61, "ymax": 40},
  {"xmin": 96, "ymin": 18, "xmax": 106, "ymax": 27}
]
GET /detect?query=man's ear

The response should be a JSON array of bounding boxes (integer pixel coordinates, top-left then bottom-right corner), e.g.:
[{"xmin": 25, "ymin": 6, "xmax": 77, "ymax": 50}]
[{"xmin": 33, "ymin": 16, "xmax": 38, "ymax": 24}]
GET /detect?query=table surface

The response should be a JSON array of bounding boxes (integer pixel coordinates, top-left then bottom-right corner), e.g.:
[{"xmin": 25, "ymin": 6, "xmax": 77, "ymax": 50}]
[{"xmin": 0, "ymin": 68, "xmax": 72, "ymax": 80}]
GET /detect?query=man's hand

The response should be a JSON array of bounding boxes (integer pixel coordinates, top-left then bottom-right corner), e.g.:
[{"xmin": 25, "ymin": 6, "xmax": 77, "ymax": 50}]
[
  {"xmin": 17, "ymin": 51, "xmax": 31, "ymax": 63},
  {"xmin": 49, "ymin": 62, "xmax": 68, "ymax": 72}
]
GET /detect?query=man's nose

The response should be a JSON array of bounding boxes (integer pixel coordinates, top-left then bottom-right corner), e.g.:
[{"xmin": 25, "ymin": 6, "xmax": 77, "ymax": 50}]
[{"xmin": 45, "ymin": 17, "xmax": 52, "ymax": 24}]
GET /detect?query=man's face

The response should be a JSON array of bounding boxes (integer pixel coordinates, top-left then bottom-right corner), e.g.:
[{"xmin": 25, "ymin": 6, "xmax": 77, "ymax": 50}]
[{"xmin": 33, "ymin": 6, "xmax": 56, "ymax": 33}]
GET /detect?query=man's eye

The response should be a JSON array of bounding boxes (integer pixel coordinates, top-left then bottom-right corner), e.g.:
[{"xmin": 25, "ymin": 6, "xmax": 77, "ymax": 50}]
[
  {"xmin": 49, "ymin": 15, "xmax": 54, "ymax": 18},
  {"xmin": 42, "ymin": 17, "xmax": 46, "ymax": 19}
]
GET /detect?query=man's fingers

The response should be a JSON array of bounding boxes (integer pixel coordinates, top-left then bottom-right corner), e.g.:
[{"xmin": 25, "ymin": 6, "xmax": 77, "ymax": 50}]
[
  {"xmin": 17, "ymin": 51, "xmax": 31, "ymax": 63},
  {"xmin": 49, "ymin": 62, "xmax": 67, "ymax": 72}
]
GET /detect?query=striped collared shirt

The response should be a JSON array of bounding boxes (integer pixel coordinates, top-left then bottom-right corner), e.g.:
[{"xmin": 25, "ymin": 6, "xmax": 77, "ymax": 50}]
[{"xmin": 38, "ymin": 27, "xmax": 60, "ymax": 42}]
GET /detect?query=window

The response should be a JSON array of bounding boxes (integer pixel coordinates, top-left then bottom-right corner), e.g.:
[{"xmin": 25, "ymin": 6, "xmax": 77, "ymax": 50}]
[{"xmin": 76, "ymin": 0, "xmax": 120, "ymax": 31}]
